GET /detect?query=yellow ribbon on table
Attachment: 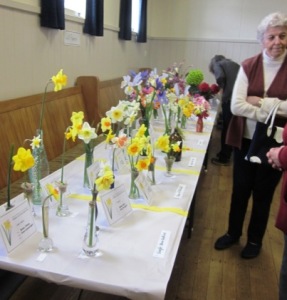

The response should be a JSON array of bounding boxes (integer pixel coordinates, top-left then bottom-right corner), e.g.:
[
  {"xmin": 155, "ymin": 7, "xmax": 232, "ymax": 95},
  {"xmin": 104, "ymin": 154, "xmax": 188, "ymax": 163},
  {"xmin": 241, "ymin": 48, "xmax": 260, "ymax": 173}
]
[
  {"xmin": 155, "ymin": 165, "xmax": 200, "ymax": 175},
  {"xmin": 67, "ymin": 194, "xmax": 188, "ymax": 217}
]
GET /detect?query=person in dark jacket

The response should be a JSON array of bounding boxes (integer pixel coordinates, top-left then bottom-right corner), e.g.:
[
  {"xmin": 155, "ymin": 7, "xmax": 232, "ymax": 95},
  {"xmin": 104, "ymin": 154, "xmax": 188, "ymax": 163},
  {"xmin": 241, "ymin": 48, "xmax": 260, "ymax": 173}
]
[
  {"xmin": 209, "ymin": 55, "xmax": 240, "ymax": 166},
  {"xmin": 267, "ymin": 126, "xmax": 287, "ymax": 300}
]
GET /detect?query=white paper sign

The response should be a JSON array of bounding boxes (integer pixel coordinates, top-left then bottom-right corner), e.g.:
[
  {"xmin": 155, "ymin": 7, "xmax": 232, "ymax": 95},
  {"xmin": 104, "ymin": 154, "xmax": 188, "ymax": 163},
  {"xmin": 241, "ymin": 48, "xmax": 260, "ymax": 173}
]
[
  {"xmin": 87, "ymin": 161, "xmax": 101, "ymax": 188},
  {"xmin": 100, "ymin": 184, "xmax": 132, "ymax": 225},
  {"xmin": 115, "ymin": 149, "xmax": 130, "ymax": 174},
  {"xmin": 0, "ymin": 200, "xmax": 37, "ymax": 253},
  {"xmin": 153, "ymin": 230, "xmax": 171, "ymax": 258},
  {"xmin": 135, "ymin": 172, "xmax": 154, "ymax": 205},
  {"xmin": 174, "ymin": 184, "xmax": 186, "ymax": 199},
  {"xmin": 188, "ymin": 157, "xmax": 197, "ymax": 167}
]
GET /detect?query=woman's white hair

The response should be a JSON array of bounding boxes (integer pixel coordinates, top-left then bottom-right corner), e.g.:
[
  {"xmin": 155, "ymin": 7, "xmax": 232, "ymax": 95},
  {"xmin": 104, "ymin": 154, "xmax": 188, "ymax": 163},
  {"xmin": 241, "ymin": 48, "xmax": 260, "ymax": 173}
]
[{"xmin": 257, "ymin": 12, "xmax": 287, "ymax": 43}]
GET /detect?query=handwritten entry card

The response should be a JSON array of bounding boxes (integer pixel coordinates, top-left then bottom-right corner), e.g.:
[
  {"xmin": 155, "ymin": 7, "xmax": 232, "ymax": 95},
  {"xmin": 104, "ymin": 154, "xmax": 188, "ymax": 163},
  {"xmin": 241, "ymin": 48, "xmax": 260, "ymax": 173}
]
[
  {"xmin": 100, "ymin": 184, "xmax": 132, "ymax": 225},
  {"xmin": 0, "ymin": 200, "xmax": 37, "ymax": 253}
]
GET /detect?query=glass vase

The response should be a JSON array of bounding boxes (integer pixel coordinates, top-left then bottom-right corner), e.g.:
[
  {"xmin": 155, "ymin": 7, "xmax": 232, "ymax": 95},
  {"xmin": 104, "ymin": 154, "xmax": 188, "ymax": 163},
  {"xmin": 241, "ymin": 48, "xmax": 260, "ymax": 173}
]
[
  {"xmin": 164, "ymin": 156, "xmax": 176, "ymax": 177},
  {"xmin": 82, "ymin": 189, "xmax": 100, "ymax": 257},
  {"xmin": 196, "ymin": 116, "xmax": 204, "ymax": 133},
  {"xmin": 28, "ymin": 129, "xmax": 50, "ymax": 205},
  {"xmin": 38, "ymin": 196, "xmax": 53, "ymax": 252},
  {"xmin": 129, "ymin": 169, "xmax": 140, "ymax": 199},
  {"xmin": 21, "ymin": 182, "xmax": 36, "ymax": 217},
  {"xmin": 148, "ymin": 156, "xmax": 157, "ymax": 185},
  {"xmin": 83, "ymin": 143, "xmax": 94, "ymax": 189},
  {"xmin": 55, "ymin": 182, "xmax": 71, "ymax": 217},
  {"xmin": 181, "ymin": 115, "xmax": 187, "ymax": 129}
]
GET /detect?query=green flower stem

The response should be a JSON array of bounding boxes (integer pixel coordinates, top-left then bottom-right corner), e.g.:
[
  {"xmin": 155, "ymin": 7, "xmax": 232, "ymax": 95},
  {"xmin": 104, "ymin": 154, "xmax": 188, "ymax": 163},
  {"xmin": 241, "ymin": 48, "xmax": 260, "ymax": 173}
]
[
  {"xmin": 89, "ymin": 202, "xmax": 95, "ymax": 247},
  {"xmin": 60, "ymin": 130, "xmax": 68, "ymax": 184},
  {"xmin": 6, "ymin": 144, "xmax": 14, "ymax": 209},
  {"xmin": 39, "ymin": 80, "xmax": 51, "ymax": 131}
]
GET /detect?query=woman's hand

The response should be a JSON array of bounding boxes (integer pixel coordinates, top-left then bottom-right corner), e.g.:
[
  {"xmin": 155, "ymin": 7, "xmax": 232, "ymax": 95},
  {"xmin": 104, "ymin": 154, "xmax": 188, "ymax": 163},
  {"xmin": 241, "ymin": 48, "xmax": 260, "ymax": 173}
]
[
  {"xmin": 266, "ymin": 146, "xmax": 284, "ymax": 170},
  {"xmin": 246, "ymin": 96, "xmax": 262, "ymax": 107}
]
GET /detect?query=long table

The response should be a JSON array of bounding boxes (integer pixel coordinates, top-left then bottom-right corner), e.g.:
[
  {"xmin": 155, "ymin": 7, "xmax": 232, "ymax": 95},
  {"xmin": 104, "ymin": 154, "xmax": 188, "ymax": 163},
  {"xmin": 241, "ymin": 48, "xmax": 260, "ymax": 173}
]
[{"xmin": 0, "ymin": 103, "xmax": 218, "ymax": 300}]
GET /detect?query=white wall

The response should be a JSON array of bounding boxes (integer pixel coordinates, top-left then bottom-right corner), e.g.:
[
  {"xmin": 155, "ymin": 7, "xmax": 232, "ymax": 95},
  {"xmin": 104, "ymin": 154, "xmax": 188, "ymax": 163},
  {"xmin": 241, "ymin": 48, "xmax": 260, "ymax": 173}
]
[{"xmin": 0, "ymin": 0, "xmax": 286, "ymax": 100}]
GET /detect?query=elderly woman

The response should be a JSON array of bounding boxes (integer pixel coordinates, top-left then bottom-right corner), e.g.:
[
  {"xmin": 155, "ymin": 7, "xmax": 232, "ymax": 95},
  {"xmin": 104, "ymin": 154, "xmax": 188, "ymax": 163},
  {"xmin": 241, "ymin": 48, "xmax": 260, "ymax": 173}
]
[{"xmin": 214, "ymin": 12, "xmax": 287, "ymax": 259}]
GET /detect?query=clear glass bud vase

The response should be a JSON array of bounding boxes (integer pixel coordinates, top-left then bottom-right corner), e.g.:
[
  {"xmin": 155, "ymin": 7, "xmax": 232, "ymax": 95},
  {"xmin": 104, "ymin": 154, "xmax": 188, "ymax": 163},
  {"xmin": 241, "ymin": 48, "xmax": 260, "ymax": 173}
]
[
  {"xmin": 83, "ymin": 143, "xmax": 94, "ymax": 189},
  {"xmin": 28, "ymin": 129, "xmax": 50, "ymax": 205},
  {"xmin": 129, "ymin": 169, "xmax": 140, "ymax": 199},
  {"xmin": 38, "ymin": 196, "xmax": 53, "ymax": 252},
  {"xmin": 83, "ymin": 189, "xmax": 100, "ymax": 257}
]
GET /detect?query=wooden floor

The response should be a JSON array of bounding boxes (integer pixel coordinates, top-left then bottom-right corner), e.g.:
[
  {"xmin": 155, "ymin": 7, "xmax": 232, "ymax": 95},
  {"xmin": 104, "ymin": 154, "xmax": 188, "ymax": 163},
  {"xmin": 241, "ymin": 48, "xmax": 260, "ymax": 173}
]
[{"xmin": 1, "ymin": 127, "xmax": 283, "ymax": 300}]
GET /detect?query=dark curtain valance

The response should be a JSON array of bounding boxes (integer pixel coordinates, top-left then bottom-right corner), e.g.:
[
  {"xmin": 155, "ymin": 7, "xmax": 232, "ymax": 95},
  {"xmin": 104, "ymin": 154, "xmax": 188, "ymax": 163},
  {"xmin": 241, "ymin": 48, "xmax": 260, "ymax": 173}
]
[
  {"xmin": 119, "ymin": 0, "xmax": 132, "ymax": 40},
  {"xmin": 84, "ymin": 0, "xmax": 104, "ymax": 36},
  {"xmin": 40, "ymin": 0, "xmax": 65, "ymax": 30},
  {"xmin": 137, "ymin": 0, "xmax": 147, "ymax": 43}
]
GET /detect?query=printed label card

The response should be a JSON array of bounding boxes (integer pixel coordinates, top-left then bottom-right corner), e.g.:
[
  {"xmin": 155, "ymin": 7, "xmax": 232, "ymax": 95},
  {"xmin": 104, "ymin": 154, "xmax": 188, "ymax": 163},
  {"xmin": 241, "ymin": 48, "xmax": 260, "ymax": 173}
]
[
  {"xmin": 87, "ymin": 161, "xmax": 101, "ymax": 188},
  {"xmin": 100, "ymin": 184, "xmax": 132, "ymax": 225},
  {"xmin": 0, "ymin": 200, "xmax": 37, "ymax": 253},
  {"xmin": 115, "ymin": 149, "xmax": 130, "ymax": 175},
  {"xmin": 134, "ymin": 172, "xmax": 154, "ymax": 205}
]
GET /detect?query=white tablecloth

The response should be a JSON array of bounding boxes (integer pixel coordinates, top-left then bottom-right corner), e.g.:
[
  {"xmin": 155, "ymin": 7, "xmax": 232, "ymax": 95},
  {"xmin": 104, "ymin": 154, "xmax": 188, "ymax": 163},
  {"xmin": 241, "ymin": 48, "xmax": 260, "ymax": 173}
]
[{"xmin": 0, "ymin": 107, "xmax": 218, "ymax": 300}]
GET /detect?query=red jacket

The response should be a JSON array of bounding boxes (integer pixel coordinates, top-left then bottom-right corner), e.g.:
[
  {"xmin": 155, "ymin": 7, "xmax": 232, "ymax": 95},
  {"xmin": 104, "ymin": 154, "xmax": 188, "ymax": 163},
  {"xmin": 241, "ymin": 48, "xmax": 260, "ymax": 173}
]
[{"xmin": 276, "ymin": 124, "xmax": 287, "ymax": 234}]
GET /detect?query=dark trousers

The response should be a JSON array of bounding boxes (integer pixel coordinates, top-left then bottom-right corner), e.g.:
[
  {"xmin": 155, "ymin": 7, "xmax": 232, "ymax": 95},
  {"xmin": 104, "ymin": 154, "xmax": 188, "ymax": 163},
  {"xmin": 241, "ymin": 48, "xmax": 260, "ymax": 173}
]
[
  {"xmin": 218, "ymin": 101, "xmax": 233, "ymax": 161},
  {"xmin": 227, "ymin": 138, "xmax": 282, "ymax": 244}
]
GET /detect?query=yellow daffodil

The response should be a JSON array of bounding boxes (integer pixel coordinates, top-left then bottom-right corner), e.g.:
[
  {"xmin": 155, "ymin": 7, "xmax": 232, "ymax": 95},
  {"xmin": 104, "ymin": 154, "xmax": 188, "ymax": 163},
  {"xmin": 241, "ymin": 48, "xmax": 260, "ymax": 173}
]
[
  {"xmin": 105, "ymin": 129, "xmax": 115, "ymax": 144},
  {"xmin": 135, "ymin": 124, "xmax": 147, "ymax": 138},
  {"xmin": 12, "ymin": 147, "xmax": 35, "ymax": 172},
  {"xmin": 30, "ymin": 135, "xmax": 42, "ymax": 149},
  {"xmin": 46, "ymin": 183, "xmax": 60, "ymax": 201},
  {"xmin": 127, "ymin": 142, "xmax": 141, "ymax": 156},
  {"xmin": 172, "ymin": 143, "xmax": 181, "ymax": 153},
  {"xmin": 71, "ymin": 111, "xmax": 84, "ymax": 127},
  {"xmin": 95, "ymin": 169, "xmax": 114, "ymax": 191},
  {"xmin": 101, "ymin": 117, "xmax": 112, "ymax": 132},
  {"xmin": 78, "ymin": 122, "xmax": 98, "ymax": 144},
  {"xmin": 136, "ymin": 157, "xmax": 150, "ymax": 171},
  {"xmin": 155, "ymin": 135, "xmax": 170, "ymax": 153},
  {"xmin": 51, "ymin": 69, "xmax": 68, "ymax": 92}
]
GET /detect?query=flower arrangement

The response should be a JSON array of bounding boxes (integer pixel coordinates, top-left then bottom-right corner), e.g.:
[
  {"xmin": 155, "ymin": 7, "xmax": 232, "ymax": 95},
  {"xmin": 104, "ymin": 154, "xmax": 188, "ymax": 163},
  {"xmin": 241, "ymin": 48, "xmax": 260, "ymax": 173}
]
[
  {"xmin": 155, "ymin": 134, "xmax": 181, "ymax": 159},
  {"xmin": 65, "ymin": 111, "xmax": 98, "ymax": 188},
  {"xmin": 127, "ymin": 124, "xmax": 152, "ymax": 172},
  {"xmin": 186, "ymin": 69, "xmax": 204, "ymax": 95},
  {"xmin": 197, "ymin": 82, "xmax": 220, "ymax": 100},
  {"xmin": 94, "ymin": 163, "xmax": 114, "ymax": 192},
  {"xmin": 192, "ymin": 96, "xmax": 211, "ymax": 119}
]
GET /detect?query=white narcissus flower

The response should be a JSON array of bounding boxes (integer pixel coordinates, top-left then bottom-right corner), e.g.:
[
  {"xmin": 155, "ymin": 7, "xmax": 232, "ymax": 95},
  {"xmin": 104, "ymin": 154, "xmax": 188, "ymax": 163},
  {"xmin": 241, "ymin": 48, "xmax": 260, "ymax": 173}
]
[
  {"xmin": 30, "ymin": 135, "xmax": 42, "ymax": 149},
  {"xmin": 78, "ymin": 122, "xmax": 97, "ymax": 144}
]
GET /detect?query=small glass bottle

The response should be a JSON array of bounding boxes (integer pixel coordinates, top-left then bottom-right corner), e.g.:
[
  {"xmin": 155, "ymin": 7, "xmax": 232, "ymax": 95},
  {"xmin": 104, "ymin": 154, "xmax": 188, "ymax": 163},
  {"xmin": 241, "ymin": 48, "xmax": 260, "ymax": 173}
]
[{"xmin": 82, "ymin": 189, "xmax": 100, "ymax": 257}]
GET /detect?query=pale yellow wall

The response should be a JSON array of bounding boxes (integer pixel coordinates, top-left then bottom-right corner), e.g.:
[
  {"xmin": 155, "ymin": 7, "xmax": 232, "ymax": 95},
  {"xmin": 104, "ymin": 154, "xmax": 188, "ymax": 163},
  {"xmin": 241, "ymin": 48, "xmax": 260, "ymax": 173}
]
[{"xmin": 148, "ymin": 0, "xmax": 287, "ymax": 40}]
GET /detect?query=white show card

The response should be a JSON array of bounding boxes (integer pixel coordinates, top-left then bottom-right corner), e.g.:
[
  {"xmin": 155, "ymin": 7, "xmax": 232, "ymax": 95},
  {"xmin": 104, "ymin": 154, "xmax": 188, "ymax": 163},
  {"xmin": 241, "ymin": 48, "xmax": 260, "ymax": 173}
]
[
  {"xmin": 153, "ymin": 230, "xmax": 171, "ymax": 258},
  {"xmin": 115, "ymin": 149, "xmax": 130, "ymax": 174},
  {"xmin": 188, "ymin": 157, "xmax": 197, "ymax": 167},
  {"xmin": 174, "ymin": 184, "xmax": 186, "ymax": 199},
  {"xmin": 0, "ymin": 200, "xmax": 37, "ymax": 253},
  {"xmin": 135, "ymin": 172, "xmax": 154, "ymax": 205},
  {"xmin": 100, "ymin": 184, "xmax": 132, "ymax": 225},
  {"xmin": 87, "ymin": 161, "xmax": 101, "ymax": 188}
]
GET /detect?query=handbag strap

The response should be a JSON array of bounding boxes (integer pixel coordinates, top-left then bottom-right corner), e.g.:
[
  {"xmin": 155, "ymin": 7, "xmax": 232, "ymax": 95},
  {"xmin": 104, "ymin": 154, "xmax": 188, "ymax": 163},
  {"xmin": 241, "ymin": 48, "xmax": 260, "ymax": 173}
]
[{"xmin": 264, "ymin": 101, "xmax": 281, "ymax": 126}]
